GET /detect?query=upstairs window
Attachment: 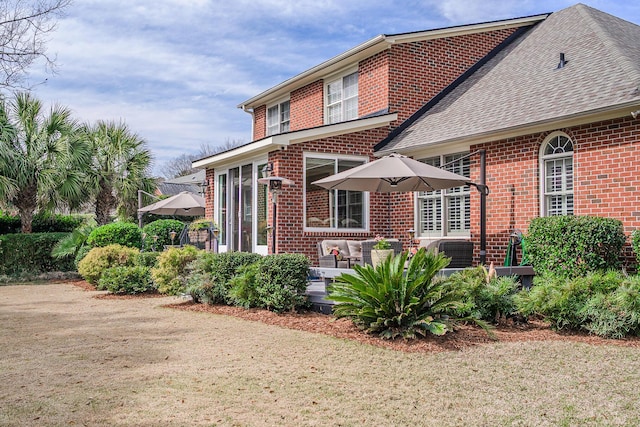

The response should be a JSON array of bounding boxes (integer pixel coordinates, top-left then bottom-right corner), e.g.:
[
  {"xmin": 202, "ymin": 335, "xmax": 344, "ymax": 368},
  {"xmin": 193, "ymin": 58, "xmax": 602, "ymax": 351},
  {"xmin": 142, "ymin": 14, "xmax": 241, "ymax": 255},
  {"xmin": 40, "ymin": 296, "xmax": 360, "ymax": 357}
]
[
  {"xmin": 267, "ymin": 100, "xmax": 290, "ymax": 136},
  {"xmin": 325, "ymin": 71, "xmax": 358, "ymax": 124},
  {"xmin": 541, "ymin": 133, "xmax": 574, "ymax": 216}
]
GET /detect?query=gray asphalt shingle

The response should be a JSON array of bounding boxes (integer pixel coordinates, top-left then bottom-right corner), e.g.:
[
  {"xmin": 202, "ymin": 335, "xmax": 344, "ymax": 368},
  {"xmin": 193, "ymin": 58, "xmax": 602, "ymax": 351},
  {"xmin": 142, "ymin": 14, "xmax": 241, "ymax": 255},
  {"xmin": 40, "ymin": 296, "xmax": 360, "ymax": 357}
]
[{"xmin": 381, "ymin": 4, "xmax": 640, "ymax": 153}]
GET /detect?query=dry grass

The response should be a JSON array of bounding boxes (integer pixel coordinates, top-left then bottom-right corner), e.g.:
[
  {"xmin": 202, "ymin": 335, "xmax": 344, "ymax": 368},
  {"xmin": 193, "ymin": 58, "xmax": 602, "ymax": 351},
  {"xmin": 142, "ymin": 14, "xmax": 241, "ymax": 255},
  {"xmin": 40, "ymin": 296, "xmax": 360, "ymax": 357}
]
[{"xmin": 1, "ymin": 283, "xmax": 639, "ymax": 426}]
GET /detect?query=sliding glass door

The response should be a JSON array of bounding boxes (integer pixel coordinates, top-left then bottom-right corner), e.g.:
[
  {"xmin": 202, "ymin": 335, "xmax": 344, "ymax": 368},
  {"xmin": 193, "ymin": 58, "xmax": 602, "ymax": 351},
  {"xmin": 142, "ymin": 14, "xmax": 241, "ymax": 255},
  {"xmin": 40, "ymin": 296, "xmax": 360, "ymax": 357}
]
[{"xmin": 216, "ymin": 160, "xmax": 268, "ymax": 254}]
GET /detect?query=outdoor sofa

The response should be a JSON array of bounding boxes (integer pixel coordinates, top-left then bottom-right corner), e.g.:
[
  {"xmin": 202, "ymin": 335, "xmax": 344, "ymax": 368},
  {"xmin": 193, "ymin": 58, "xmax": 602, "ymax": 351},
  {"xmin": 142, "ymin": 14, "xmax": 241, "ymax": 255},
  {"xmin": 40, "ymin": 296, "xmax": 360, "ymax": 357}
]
[{"xmin": 317, "ymin": 239, "xmax": 402, "ymax": 268}]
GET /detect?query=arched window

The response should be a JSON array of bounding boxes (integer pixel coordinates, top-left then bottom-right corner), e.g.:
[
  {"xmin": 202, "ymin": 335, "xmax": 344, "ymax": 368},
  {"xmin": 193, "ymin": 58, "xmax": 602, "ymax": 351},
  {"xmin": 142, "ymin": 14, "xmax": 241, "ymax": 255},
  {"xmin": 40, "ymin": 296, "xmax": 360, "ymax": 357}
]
[{"xmin": 540, "ymin": 133, "xmax": 574, "ymax": 216}]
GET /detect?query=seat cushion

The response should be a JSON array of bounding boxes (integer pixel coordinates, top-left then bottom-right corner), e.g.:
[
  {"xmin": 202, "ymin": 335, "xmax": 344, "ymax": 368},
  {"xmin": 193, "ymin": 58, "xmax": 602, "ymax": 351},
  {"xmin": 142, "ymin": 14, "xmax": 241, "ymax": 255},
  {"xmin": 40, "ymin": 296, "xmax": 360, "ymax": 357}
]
[
  {"xmin": 321, "ymin": 240, "xmax": 350, "ymax": 257},
  {"xmin": 346, "ymin": 240, "xmax": 362, "ymax": 258}
]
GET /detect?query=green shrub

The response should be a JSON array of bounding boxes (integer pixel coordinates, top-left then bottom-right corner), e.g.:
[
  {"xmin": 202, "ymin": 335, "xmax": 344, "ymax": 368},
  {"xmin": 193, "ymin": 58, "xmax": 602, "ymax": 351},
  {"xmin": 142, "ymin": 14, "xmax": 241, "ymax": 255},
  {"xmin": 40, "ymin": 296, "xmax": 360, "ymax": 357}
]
[
  {"xmin": 0, "ymin": 233, "xmax": 75, "ymax": 276},
  {"xmin": 227, "ymin": 263, "xmax": 261, "ymax": 308},
  {"xmin": 514, "ymin": 271, "xmax": 640, "ymax": 338},
  {"xmin": 32, "ymin": 213, "xmax": 84, "ymax": 233},
  {"xmin": 0, "ymin": 212, "xmax": 21, "ymax": 234},
  {"xmin": 526, "ymin": 216, "xmax": 626, "ymax": 278},
  {"xmin": 86, "ymin": 222, "xmax": 142, "ymax": 249},
  {"xmin": 99, "ymin": 266, "xmax": 155, "ymax": 294},
  {"xmin": 185, "ymin": 251, "xmax": 262, "ymax": 304},
  {"xmin": 77, "ymin": 244, "xmax": 140, "ymax": 286},
  {"xmin": 0, "ymin": 212, "xmax": 83, "ymax": 234},
  {"xmin": 137, "ymin": 251, "xmax": 161, "ymax": 268},
  {"xmin": 444, "ymin": 267, "xmax": 520, "ymax": 323},
  {"xmin": 141, "ymin": 219, "xmax": 185, "ymax": 251},
  {"xmin": 151, "ymin": 246, "xmax": 199, "ymax": 295},
  {"xmin": 253, "ymin": 254, "xmax": 309, "ymax": 312},
  {"xmin": 631, "ymin": 230, "xmax": 640, "ymax": 266},
  {"xmin": 329, "ymin": 249, "xmax": 488, "ymax": 339},
  {"xmin": 74, "ymin": 245, "xmax": 92, "ymax": 269}
]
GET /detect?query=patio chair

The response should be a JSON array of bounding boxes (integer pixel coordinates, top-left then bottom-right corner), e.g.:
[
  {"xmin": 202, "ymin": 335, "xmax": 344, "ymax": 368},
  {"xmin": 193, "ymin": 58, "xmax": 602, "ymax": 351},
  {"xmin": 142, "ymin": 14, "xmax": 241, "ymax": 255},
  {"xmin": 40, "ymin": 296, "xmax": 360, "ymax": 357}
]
[
  {"xmin": 427, "ymin": 239, "xmax": 474, "ymax": 268},
  {"xmin": 360, "ymin": 239, "xmax": 403, "ymax": 266}
]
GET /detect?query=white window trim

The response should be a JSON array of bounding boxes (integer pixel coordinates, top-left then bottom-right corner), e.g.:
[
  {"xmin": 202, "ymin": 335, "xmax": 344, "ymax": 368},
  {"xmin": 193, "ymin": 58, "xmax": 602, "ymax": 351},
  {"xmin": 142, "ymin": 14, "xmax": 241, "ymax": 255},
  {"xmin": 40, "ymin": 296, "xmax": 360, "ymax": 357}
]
[
  {"xmin": 303, "ymin": 152, "xmax": 369, "ymax": 232},
  {"xmin": 414, "ymin": 152, "xmax": 471, "ymax": 240},
  {"xmin": 266, "ymin": 98, "xmax": 290, "ymax": 136},
  {"xmin": 324, "ymin": 66, "xmax": 358, "ymax": 125},
  {"xmin": 539, "ymin": 131, "xmax": 574, "ymax": 217}
]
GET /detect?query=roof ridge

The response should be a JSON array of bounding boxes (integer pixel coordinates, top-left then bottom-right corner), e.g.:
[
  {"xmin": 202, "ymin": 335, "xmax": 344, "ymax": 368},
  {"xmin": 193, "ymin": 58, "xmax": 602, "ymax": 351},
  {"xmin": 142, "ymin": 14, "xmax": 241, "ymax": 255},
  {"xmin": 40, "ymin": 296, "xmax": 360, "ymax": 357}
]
[{"xmin": 575, "ymin": 4, "xmax": 640, "ymax": 86}]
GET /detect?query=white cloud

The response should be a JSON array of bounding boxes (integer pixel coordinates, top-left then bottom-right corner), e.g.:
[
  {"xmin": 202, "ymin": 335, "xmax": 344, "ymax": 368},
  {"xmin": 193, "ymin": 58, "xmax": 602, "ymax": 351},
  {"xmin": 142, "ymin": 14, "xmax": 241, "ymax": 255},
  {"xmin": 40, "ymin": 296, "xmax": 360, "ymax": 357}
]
[{"xmin": 24, "ymin": 0, "xmax": 640, "ymax": 176}]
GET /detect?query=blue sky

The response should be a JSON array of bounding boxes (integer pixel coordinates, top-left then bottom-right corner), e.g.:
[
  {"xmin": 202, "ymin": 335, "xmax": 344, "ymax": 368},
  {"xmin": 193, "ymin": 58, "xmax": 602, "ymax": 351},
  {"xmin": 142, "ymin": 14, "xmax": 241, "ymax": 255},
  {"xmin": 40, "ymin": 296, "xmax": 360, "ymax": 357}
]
[{"xmin": 29, "ymin": 0, "xmax": 640, "ymax": 176}]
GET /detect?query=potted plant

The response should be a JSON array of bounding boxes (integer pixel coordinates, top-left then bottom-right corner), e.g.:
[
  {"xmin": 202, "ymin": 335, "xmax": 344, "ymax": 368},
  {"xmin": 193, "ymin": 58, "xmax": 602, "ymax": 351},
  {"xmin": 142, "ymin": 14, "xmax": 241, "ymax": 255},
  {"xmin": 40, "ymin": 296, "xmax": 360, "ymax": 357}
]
[
  {"xmin": 371, "ymin": 236, "xmax": 394, "ymax": 267},
  {"xmin": 188, "ymin": 219, "xmax": 214, "ymax": 243}
]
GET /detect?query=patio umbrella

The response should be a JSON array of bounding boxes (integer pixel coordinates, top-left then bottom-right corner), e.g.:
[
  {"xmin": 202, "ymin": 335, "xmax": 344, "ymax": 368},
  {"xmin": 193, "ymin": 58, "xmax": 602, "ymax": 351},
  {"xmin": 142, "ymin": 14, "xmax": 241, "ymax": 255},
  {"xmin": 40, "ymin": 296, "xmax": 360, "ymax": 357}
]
[
  {"xmin": 312, "ymin": 153, "xmax": 473, "ymax": 192},
  {"xmin": 138, "ymin": 191, "xmax": 206, "ymax": 216},
  {"xmin": 312, "ymin": 152, "xmax": 488, "ymax": 264}
]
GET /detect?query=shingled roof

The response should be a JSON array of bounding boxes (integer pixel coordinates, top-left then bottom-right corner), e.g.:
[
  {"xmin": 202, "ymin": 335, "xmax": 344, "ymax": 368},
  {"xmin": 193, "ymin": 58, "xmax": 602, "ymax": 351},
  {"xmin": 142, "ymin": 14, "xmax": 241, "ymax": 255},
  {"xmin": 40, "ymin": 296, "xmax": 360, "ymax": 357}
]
[{"xmin": 378, "ymin": 4, "xmax": 640, "ymax": 154}]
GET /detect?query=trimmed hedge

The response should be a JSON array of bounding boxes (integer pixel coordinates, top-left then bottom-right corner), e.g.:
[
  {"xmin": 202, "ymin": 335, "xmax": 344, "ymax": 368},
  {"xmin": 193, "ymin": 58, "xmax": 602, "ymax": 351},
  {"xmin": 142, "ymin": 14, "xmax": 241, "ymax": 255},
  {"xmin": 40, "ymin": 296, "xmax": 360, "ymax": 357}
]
[
  {"xmin": 526, "ymin": 215, "xmax": 626, "ymax": 277},
  {"xmin": 0, "ymin": 233, "xmax": 75, "ymax": 275},
  {"xmin": 86, "ymin": 222, "xmax": 142, "ymax": 249},
  {"xmin": 99, "ymin": 266, "xmax": 155, "ymax": 294},
  {"xmin": 0, "ymin": 212, "xmax": 84, "ymax": 234},
  {"xmin": 254, "ymin": 254, "xmax": 310, "ymax": 312}
]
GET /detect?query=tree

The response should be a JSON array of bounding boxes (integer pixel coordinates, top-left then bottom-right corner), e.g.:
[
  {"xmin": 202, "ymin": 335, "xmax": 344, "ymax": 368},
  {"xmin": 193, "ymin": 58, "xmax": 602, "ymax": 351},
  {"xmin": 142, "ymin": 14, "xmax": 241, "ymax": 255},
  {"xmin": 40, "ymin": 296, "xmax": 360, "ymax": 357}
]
[
  {"xmin": 82, "ymin": 120, "xmax": 154, "ymax": 225},
  {"xmin": 0, "ymin": 92, "xmax": 89, "ymax": 232},
  {"xmin": 159, "ymin": 139, "xmax": 245, "ymax": 179},
  {"xmin": 0, "ymin": 0, "xmax": 72, "ymax": 90}
]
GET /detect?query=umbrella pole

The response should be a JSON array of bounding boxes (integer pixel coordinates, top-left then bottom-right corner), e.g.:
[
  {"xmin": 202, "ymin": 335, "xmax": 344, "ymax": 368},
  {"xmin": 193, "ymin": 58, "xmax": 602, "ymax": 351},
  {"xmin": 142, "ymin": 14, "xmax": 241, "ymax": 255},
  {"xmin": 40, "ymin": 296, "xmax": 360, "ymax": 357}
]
[
  {"xmin": 479, "ymin": 149, "xmax": 487, "ymax": 265},
  {"xmin": 387, "ymin": 194, "xmax": 391, "ymax": 236}
]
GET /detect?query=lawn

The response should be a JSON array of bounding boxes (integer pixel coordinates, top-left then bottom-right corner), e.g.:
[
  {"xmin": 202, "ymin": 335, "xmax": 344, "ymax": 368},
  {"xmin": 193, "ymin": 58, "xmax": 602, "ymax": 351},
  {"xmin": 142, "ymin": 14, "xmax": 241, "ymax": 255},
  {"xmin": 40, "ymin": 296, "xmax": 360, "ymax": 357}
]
[{"xmin": 1, "ymin": 283, "xmax": 639, "ymax": 426}]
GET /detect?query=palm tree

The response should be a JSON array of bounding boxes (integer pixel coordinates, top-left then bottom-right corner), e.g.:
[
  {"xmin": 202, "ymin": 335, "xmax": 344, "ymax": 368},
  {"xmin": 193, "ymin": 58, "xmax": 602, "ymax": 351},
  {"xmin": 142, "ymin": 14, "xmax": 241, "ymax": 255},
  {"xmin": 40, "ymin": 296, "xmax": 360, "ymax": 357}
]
[
  {"xmin": 82, "ymin": 120, "xmax": 154, "ymax": 225},
  {"xmin": 0, "ymin": 92, "xmax": 89, "ymax": 232}
]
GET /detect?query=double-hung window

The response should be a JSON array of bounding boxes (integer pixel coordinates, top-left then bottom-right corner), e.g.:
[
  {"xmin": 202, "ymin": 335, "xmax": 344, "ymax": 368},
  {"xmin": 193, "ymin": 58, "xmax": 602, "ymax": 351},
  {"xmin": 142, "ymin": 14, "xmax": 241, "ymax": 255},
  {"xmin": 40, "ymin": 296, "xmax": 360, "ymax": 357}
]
[
  {"xmin": 416, "ymin": 153, "xmax": 471, "ymax": 237},
  {"xmin": 267, "ymin": 100, "xmax": 290, "ymax": 136},
  {"xmin": 325, "ymin": 71, "xmax": 358, "ymax": 124},
  {"xmin": 304, "ymin": 154, "xmax": 367, "ymax": 230},
  {"xmin": 541, "ymin": 133, "xmax": 574, "ymax": 216}
]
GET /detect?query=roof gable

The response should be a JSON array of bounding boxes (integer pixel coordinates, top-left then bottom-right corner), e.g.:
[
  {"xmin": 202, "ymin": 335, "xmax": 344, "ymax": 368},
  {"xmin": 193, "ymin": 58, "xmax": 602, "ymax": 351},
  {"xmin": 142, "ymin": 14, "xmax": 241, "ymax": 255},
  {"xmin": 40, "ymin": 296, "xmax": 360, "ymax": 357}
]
[
  {"xmin": 239, "ymin": 14, "xmax": 548, "ymax": 110},
  {"xmin": 379, "ymin": 4, "xmax": 640, "ymax": 154}
]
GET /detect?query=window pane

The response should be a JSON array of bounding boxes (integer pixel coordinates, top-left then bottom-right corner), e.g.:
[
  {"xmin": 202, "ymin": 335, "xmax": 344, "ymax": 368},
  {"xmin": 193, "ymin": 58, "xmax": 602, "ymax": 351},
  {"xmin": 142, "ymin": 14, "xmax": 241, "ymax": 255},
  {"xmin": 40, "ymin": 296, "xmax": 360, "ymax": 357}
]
[
  {"xmin": 327, "ymin": 81, "xmax": 342, "ymax": 105},
  {"xmin": 280, "ymin": 101, "xmax": 290, "ymax": 132},
  {"xmin": 305, "ymin": 156, "xmax": 365, "ymax": 229},
  {"xmin": 543, "ymin": 135, "xmax": 574, "ymax": 216},
  {"xmin": 343, "ymin": 97, "xmax": 358, "ymax": 120},
  {"xmin": 327, "ymin": 104, "xmax": 341, "ymax": 124},
  {"xmin": 267, "ymin": 105, "xmax": 279, "ymax": 136}
]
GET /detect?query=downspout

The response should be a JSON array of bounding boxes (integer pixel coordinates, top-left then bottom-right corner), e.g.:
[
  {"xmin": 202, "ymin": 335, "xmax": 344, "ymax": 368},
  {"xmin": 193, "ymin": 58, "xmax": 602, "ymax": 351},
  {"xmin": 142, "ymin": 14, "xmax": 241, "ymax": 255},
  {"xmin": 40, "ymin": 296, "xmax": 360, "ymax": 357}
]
[{"xmin": 240, "ymin": 104, "xmax": 255, "ymax": 140}]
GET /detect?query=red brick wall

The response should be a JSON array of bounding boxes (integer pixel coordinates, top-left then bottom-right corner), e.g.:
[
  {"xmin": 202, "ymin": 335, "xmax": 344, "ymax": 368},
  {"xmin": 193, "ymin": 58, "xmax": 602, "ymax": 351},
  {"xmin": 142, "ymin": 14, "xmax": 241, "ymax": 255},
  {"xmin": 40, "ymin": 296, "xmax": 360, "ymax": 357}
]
[
  {"xmin": 290, "ymin": 80, "xmax": 324, "ymax": 131},
  {"xmin": 204, "ymin": 168, "xmax": 215, "ymax": 219},
  {"xmin": 253, "ymin": 105, "xmax": 266, "ymax": 140},
  {"xmin": 358, "ymin": 50, "xmax": 390, "ymax": 117},
  {"xmin": 388, "ymin": 28, "xmax": 518, "ymax": 124},
  {"xmin": 470, "ymin": 116, "xmax": 640, "ymax": 266}
]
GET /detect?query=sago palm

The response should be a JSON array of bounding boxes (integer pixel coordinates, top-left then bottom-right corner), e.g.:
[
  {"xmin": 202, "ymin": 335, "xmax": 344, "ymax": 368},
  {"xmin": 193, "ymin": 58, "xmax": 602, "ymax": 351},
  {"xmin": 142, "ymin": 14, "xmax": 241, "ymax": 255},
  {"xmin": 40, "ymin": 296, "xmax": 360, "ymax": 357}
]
[
  {"xmin": 0, "ymin": 92, "xmax": 89, "ymax": 232},
  {"xmin": 329, "ymin": 248, "xmax": 481, "ymax": 339}
]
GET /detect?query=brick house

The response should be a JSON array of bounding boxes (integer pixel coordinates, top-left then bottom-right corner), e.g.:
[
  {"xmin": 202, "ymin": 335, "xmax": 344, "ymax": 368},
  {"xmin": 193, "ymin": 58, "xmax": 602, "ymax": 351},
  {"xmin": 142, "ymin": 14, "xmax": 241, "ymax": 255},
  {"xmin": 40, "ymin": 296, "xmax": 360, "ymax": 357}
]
[{"xmin": 193, "ymin": 4, "xmax": 640, "ymax": 266}]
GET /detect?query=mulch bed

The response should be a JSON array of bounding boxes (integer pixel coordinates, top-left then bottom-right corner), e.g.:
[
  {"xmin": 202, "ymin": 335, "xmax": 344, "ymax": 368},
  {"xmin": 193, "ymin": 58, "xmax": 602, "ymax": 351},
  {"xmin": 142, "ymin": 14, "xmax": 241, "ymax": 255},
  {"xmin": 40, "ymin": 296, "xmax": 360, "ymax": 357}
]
[{"xmin": 69, "ymin": 280, "xmax": 640, "ymax": 353}]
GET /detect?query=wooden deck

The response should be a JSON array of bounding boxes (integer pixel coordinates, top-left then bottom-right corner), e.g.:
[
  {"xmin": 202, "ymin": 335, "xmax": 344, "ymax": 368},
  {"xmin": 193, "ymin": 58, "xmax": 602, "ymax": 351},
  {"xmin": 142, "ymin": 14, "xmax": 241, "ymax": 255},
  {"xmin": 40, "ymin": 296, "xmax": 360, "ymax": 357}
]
[{"xmin": 305, "ymin": 265, "xmax": 536, "ymax": 313}]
